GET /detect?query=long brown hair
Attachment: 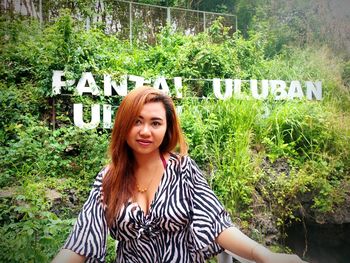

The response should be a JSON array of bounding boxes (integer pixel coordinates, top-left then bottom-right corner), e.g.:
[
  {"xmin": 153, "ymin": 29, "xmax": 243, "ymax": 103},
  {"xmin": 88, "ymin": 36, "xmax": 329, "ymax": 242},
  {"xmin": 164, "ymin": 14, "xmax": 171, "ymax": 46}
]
[{"xmin": 103, "ymin": 86, "xmax": 188, "ymax": 227}]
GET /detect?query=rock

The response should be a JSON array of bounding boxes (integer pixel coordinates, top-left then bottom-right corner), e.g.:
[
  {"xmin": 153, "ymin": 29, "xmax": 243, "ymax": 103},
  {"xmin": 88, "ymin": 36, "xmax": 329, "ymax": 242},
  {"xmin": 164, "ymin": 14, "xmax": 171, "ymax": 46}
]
[
  {"xmin": 0, "ymin": 187, "xmax": 17, "ymax": 198},
  {"xmin": 314, "ymin": 193, "xmax": 350, "ymax": 224},
  {"xmin": 261, "ymin": 156, "xmax": 291, "ymax": 178},
  {"xmin": 66, "ymin": 189, "xmax": 78, "ymax": 205},
  {"xmin": 249, "ymin": 190, "xmax": 281, "ymax": 245},
  {"xmin": 45, "ymin": 188, "xmax": 62, "ymax": 203}
]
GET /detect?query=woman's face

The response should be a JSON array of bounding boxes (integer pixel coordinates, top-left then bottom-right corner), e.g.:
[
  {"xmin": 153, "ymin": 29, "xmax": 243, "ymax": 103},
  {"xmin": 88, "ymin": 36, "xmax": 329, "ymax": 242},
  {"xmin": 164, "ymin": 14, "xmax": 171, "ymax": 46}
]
[{"xmin": 126, "ymin": 102, "xmax": 167, "ymax": 157}]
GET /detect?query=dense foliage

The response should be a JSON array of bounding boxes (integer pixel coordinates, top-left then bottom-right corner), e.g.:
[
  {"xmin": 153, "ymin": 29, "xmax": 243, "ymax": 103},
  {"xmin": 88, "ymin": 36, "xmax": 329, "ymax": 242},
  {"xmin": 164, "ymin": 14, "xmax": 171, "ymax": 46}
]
[{"xmin": 1, "ymin": 4, "xmax": 350, "ymax": 263}]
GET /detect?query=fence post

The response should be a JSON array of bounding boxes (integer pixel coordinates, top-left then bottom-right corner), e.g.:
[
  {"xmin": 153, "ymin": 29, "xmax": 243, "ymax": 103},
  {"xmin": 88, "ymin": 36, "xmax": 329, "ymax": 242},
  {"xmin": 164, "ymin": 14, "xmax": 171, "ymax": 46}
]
[
  {"xmin": 221, "ymin": 250, "xmax": 256, "ymax": 263},
  {"xmin": 235, "ymin": 15, "xmax": 238, "ymax": 32},
  {"xmin": 167, "ymin": 7, "xmax": 171, "ymax": 26},
  {"xmin": 39, "ymin": 0, "xmax": 42, "ymax": 26},
  {"xmin": 218, "ymin": 251, "xmax": 233, "ymax": 263},
  {"xmin": 86, "ymin": 16, "xmax": 90, "ymax": 30},
  {"xmin": 203, "ymin": 11, "xmax": 206, "ymax": 32},
  {"xmin": 129, "ymin": 1, "xmax": 132, "ymax": 45},
  {"xmin": 51, "ymin": 97, "xmax": 56, "ymax": 131}
]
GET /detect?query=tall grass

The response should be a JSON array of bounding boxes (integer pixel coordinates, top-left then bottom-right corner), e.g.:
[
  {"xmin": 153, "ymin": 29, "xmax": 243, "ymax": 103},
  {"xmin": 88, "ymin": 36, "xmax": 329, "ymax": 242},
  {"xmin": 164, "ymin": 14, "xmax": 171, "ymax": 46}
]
[{"xmin": 181, "ymin": 97, "xmax": 262, "ymax": 218}]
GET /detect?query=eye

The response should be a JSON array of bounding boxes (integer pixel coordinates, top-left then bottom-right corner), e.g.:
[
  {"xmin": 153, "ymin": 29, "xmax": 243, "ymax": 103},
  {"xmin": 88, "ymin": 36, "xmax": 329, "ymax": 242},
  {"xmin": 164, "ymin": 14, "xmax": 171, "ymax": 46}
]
[
  {"xmin": 152, "ymin": 121, "xmax": 161, "ymax": 127},
  {"xmin": 135, "ymin": 119, "xmax": 142, "ymax": 126}
]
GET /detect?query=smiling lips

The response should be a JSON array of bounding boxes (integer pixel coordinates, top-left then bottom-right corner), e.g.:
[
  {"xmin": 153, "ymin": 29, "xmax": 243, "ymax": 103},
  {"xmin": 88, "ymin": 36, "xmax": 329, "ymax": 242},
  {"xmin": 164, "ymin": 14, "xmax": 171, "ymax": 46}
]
[{"xmin": 136, "ymin": 139, "xmax": 152, "ymax": 146}]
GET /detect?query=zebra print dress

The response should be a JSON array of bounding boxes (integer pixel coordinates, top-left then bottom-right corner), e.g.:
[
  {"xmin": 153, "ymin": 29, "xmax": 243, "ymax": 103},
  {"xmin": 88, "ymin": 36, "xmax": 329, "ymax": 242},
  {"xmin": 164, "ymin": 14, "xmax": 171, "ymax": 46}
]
[{"xmin": 63, "ymin": 154, "xmax": 233, "ymax": 262}]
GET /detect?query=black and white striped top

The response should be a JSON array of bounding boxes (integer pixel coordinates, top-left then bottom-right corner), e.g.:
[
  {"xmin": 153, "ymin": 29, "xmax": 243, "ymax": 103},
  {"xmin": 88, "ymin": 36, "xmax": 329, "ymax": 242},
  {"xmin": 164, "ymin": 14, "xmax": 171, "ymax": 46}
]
[{"xmin": 63, "ymin": 154, "xmax": 233, "ymax": 262}]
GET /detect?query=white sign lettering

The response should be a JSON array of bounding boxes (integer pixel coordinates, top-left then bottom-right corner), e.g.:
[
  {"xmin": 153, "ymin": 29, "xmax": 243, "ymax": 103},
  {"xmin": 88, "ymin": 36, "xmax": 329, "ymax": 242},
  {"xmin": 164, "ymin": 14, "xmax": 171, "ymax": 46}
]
[{"xmin": 52, "ymin": 71, "xmax": 322, "ymax": 129}]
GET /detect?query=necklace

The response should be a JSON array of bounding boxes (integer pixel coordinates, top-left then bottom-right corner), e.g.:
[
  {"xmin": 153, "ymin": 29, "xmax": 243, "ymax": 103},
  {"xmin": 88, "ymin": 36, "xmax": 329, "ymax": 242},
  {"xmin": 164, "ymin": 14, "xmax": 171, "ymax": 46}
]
[
  {"xmin": 136, "ymin": 154, "xmax": 167, "ymax": 193},
  {"xmin": 136, "ymin": 179, "xmax": 154, "ymax": 193}
]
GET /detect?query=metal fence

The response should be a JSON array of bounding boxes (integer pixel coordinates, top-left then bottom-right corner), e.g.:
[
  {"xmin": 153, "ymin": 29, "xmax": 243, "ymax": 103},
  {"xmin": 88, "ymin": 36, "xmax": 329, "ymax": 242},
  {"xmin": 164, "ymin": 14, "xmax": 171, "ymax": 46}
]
[{"xmin": 1, "ymin": 0, "xmax": 237, "ymax": 45}]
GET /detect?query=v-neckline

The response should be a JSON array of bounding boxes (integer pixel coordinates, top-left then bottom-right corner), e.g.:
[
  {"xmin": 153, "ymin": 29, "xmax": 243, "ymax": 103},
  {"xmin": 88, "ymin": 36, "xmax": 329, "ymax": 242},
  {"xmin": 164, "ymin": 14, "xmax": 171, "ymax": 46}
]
[{"xmin": 134, "ymin": 154, "xmax": 173, "ymax": 217}]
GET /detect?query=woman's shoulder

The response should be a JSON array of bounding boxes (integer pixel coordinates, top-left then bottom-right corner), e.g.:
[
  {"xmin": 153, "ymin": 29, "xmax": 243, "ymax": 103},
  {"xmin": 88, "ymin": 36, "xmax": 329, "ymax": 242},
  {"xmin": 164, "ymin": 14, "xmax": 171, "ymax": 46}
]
[
  {"xmin": 96, "ymin": 165, "xmax": 109, "ymax": 178},
  {"xmin": 169, "ymin": 152, "xmax": 193, "ymax": 165},
  {"xmin": 168, "ymin": 153, "xmax": 201, "ymax": 175},
  {"xmin": 93, "ymin": 165, "xmax": 110, "ymax": 187}
]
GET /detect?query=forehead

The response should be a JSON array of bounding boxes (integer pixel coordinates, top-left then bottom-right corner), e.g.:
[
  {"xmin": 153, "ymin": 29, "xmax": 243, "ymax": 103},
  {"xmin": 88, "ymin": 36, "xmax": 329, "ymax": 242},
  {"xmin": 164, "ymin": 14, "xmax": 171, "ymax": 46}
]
[{"xmin": 139, "ymin": 102, "xmax": 166, "ymax": 118}]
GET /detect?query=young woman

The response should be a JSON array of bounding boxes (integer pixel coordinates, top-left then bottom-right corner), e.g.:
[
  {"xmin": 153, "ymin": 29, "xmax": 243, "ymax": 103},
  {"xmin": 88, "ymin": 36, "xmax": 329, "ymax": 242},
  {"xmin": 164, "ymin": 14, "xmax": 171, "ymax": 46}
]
[{"xmin": 52, "ymin": 86, "xmax": 308, "ymax": 263}]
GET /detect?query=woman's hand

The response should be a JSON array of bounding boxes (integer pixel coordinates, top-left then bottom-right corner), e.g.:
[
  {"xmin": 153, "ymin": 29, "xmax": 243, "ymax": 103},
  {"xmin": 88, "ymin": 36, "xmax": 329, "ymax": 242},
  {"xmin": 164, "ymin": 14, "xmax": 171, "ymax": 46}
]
[
  {"xmin": 216, "ymin": 227, "xmax": 309, "ymax": 263},
  {"xmin": 251, "ymin": 244, "xmax": 308, "ymax": 263}
]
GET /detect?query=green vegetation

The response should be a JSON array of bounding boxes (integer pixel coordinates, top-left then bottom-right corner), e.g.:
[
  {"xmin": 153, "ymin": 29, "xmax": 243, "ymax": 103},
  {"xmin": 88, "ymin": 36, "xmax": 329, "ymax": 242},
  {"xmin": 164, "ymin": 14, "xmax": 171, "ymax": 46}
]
[{"xmin": 1, "ymin": 2, "xmax": 350, "ymax": 262}]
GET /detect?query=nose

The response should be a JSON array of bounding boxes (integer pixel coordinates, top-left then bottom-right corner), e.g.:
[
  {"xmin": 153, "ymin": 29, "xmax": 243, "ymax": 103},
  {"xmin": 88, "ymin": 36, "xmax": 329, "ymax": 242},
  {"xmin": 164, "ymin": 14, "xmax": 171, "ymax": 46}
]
[{"xmin": 139, "ymin": 124, "xmax": 151, "ymax": 136}]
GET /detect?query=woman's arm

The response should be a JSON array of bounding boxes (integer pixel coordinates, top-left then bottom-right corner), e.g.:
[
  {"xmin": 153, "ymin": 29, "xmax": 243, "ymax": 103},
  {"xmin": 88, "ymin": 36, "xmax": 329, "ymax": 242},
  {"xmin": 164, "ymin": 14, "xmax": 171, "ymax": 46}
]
[
  {"xmin": 51, "ymin": 249, "xmax": 86, "ymax": 263},
  {"xmin": 216, "ymin": 226, "xmax": 307, "ymax": 263}
]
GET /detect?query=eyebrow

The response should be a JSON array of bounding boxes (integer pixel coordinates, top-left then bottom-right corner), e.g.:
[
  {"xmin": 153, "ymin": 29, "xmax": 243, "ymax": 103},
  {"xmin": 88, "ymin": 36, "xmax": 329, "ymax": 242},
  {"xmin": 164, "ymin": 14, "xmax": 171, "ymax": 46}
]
[{"xmin": 137, "ymin": 116, "xmax": 164, "ymax": 121}]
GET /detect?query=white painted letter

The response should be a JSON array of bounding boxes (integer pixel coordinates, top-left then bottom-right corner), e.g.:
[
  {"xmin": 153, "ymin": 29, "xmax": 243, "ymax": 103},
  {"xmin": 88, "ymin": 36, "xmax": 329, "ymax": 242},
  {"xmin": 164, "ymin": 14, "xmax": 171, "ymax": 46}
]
[
  {"xmin": 306, "ymin": 81, "xmax": 322, "ymax": 100},
  {"xmin": 174, "ymin": 77, "xmax": 183, "ymax": 98},
  {"xmin": 103, "ymin": 104, "xmax": 112, "ymax": 129},
  {"xmin": 52, "ymin": 70, "xmax": 75, "ymax": 95},
  {"xmin": 251, "ymin": 79, "xmax": 269, "ymax": 99},
  {"xmin": 233, "ymin": 79, "xmax": 243, "ymax": 99},
  {"xmin": 288, "ymin": 80, "xmax": 304, "ymax": 100},
  {"xmin": 213, "ymin": 78, "xmax": 233, "ymax": 100},
  {"xmin": 129, "ymin": 75, "xmax": 145, "ymax": 88},
  {"xmin": 104, "ymin": 74, "xmax": 127, "ymax": 96},
  {"xmin": 153, "ymin": 77, "xmax": 170, "ymax": 94},
  {"xmin": 176, "ymin": 105, "xmax": 183, "ymax": 115},
  {"xmin": 76, "ymin": 72, "xmax": 100, "ymax": 95},
  {"xmin": 73, "ymin": 104, "xmax": 100, "ymax": 129},
  {"xmin": 270, "ymin": 80, "xmax": 288, "ymax": 100}
]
